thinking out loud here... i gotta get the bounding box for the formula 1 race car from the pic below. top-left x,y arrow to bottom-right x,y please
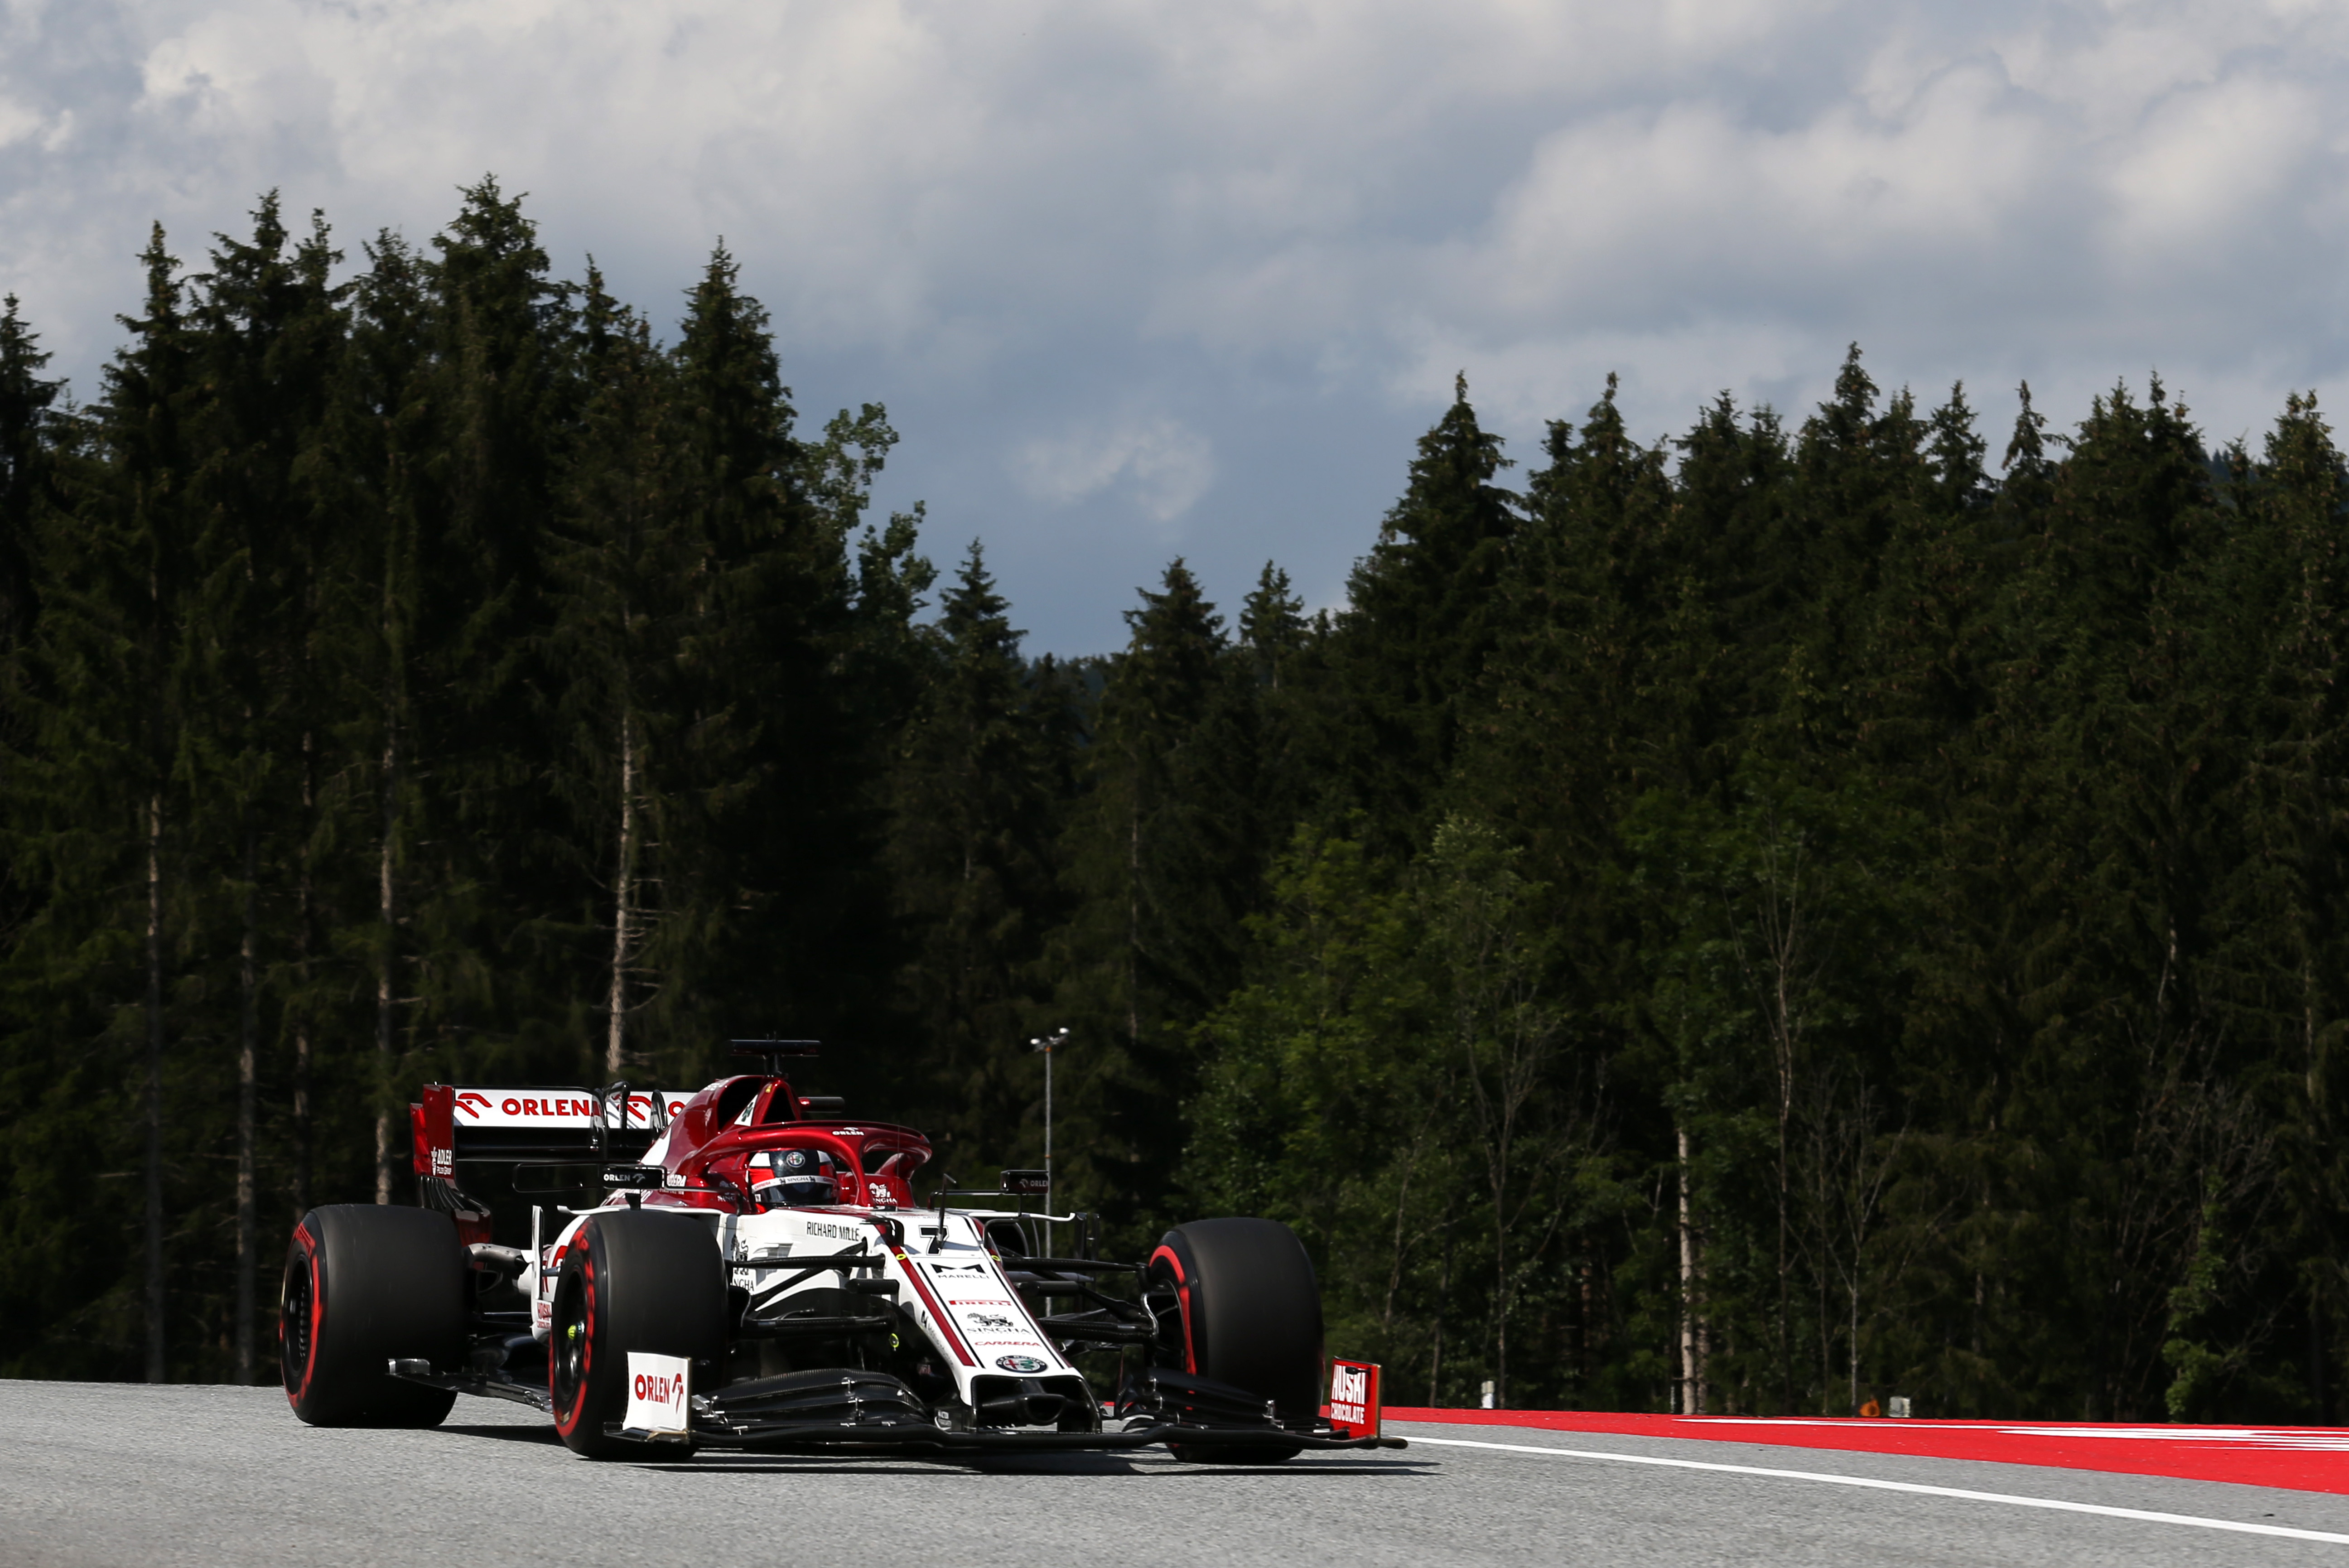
280,1042 -> 1399,1460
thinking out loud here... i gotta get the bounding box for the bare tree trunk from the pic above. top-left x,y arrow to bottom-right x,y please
1482,1028 -> 1515,1411
1382,1140 -> 1420,1330
1741,807 -> 1802,1415
1577,1262 -> 1592,1394
1777,1090 -> 1792,1411
1973,1263 -> 1984,1361
292,731 -> 313,1219
1817,1135 -> 1833,1411
374,512 -> 404,1204
374,718 -> 396,1205
144,791 -> 165,1384
235,828 -> 257,1384
1679,1121 -> 1704,1414
606,711 -> 636,1079
1126,800 -> 1140,1052
1698,1255 -> 1711,1405
1495,1237 -> 1509,1408
1492,1144 -> 1511,1408
1849,1267 -> 1862,1415
2305,961 -> 2337,1425
1428,1228 -> 1451,1405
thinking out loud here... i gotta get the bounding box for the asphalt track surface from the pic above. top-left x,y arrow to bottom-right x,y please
7,1383 -> 2349,1567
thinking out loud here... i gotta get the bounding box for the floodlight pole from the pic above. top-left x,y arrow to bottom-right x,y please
1030,1028 -> 1069,1253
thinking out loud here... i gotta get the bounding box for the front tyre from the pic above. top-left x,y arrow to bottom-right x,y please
281,1205 -> 464,1428
549,1209 -> 728,1458
1150,1217 -> 1324,1462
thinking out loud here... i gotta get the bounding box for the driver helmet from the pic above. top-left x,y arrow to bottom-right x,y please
752,1147 -> 839,1209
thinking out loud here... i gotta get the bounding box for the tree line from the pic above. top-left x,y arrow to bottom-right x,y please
1,183 -> 2343,1425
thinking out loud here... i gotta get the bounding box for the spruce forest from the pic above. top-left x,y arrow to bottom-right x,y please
5,182 -> 2347,1428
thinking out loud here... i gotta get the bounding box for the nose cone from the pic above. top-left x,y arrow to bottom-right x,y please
977,1380 -> 1067,1428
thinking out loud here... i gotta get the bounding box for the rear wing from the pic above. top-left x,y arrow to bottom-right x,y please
410,1083 -> 696,1175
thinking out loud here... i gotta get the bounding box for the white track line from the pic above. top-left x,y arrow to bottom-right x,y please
1406,1434 -> 2349,1546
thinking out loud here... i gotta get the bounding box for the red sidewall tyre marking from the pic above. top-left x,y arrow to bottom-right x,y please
1150,1243 -> 1196,1374
282,1226 -> 325,1412
554,1250 -> 597,1438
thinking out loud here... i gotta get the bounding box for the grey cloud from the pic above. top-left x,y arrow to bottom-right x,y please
2,0 -> 2344,649
1013,415 -> 1216,526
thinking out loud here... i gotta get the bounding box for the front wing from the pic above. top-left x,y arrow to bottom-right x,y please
389,1361 -> 1406,1455
662,1421 -> 1404,1455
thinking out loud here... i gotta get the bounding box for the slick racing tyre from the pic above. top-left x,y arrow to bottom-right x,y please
549,1208 -> 728,1458
281,1205 -> 465,1428
1150,1217 -> 1324,1463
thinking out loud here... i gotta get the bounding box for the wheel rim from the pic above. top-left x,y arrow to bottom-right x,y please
550,1259 -> 593,1430
280,1244 -> 315,1398
1143,1258 -> 1189,1371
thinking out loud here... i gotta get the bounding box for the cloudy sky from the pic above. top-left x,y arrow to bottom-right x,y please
4,0 -> 2344,651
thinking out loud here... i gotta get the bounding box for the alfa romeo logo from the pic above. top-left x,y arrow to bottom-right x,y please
994,1355 -> 1047,1373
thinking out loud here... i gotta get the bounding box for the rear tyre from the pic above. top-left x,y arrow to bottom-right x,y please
548,1209 -> 728,1458
1149,1217 -> 1323,1463
281,1205 -> 464,1428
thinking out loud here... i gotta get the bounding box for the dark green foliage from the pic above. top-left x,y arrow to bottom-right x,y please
0,294 -> 57,653
2,198 -> 2346,1426
1192,355 -> 2349,1424
885,544 -> 1070,1166
1326,376 -> 1520,853
1048,561 -> 1260,1235
0,193 -> 930,1381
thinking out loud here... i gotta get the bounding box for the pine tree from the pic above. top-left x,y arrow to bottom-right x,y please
1457,371 -> 1686,912
1326,376 -> 1520,851
17,197 -> 2349,1419
1051,561 -> 1246,1233
309,227 -> 431,1210
1230,562 -> 1315,873
1183,828 -> 1449,1392
8,227 -> 203,1378
544,273 -> 687,1083
0,294 -> 106,1376
178,194 -> 343,1378
378,177 -> 567,1160
661,246 -> 915,1090
1852,382 -> 1998,766
1980,378 -> 2230,1417
887,543 -> 1071,1159
0,295 -> 57,657
2199,395 -> 2349,1419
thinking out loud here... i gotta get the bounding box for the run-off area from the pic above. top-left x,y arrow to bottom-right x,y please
3,1383 -> 2347,1568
